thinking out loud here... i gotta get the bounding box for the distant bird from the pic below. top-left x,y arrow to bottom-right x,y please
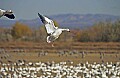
38,13 -> 70,46
0,9 -> 15,19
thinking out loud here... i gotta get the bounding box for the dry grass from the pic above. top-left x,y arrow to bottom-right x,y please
0,42 -> 120,64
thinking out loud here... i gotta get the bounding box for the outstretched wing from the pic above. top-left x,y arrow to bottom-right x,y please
0,9 -> 5,17
4,14 -> 15,19
38,13 -> 57,34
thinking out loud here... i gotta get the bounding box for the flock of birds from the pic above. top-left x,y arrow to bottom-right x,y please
1,9 -> 120,78
0,61 -> 120,78
0,9 -> 70,47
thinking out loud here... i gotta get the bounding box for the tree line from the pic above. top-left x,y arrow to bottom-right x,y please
76,20 -> 120,42
0,20 -> 120,42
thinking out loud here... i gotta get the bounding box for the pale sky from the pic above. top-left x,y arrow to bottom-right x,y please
0,0 -> 120,20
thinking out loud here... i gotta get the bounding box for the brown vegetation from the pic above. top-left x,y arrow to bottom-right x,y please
0,42 -> 120,64
0,20 -> 120,42
0,42 -> 120,54
0,19 -> 120,63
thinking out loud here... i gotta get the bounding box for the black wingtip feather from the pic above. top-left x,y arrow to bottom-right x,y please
4,14 -> 15,19
38,13 -> 46,24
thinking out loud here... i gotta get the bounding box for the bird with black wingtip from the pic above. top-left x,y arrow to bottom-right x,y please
38,13 -> 70,47
0,9 -> 15,19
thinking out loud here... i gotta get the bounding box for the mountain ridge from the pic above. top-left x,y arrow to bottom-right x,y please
0,14 -> 120,29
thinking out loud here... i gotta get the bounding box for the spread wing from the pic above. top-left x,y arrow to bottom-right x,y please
0,9 -> 15,19
38,13 -> 57,34
4,14 -> 15,19
0,9 -> 5,16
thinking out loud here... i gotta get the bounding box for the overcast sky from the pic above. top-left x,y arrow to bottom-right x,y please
0,0 -> 120,20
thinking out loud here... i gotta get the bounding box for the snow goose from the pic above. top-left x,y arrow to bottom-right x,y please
0,9 -> 15,19
38,13 -> 70,45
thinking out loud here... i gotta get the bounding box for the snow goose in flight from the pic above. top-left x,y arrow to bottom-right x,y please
0,9 -> 15,19
38,13 -> 70,45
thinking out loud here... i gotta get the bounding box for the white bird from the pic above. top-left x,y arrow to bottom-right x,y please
0,9 -> 15,19
38,13 -> 70,45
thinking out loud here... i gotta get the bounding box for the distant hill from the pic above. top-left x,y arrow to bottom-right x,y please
0,14 -> 120,29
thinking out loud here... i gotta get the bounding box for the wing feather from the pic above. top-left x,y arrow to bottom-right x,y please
4,14 -> 15,19
38,13 -> 57,34
45,23 -> 56,34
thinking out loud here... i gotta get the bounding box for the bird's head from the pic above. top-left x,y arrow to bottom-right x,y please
9,10 -> 12,12
6,10 -> 13,14
66,29 -> 70,32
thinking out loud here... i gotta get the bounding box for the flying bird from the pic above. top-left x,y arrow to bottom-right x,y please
0,9 -> 15,19
38,13 -> 70,46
